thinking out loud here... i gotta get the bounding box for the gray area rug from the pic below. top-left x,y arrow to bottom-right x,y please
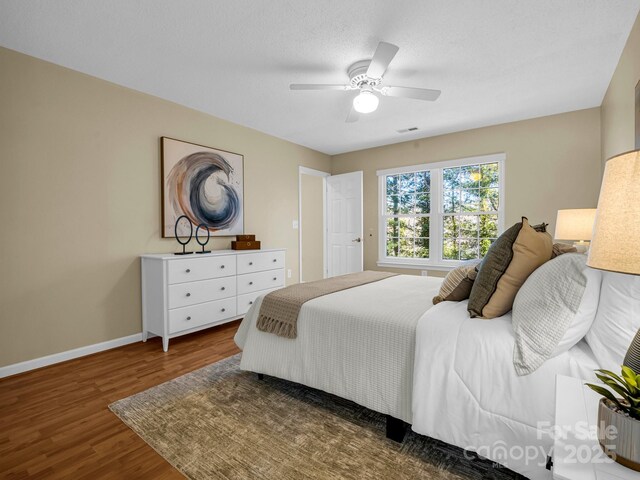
110,354 -> 525,479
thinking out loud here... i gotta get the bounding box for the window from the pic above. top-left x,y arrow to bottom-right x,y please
378,154 -> 504,269
384,171 -> 431,259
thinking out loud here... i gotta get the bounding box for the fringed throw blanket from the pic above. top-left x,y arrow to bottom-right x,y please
256,271 -> 397,339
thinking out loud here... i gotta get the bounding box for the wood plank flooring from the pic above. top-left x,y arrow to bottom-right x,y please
0,321 -> 241,479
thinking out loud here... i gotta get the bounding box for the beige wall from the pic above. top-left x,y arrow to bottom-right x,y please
331,108 -> 602,275
601,12 -> 640,164
0,47 -> 330,367
300,174 -> 325,282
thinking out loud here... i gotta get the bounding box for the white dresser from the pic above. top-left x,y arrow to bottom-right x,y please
141,248 -> 285,351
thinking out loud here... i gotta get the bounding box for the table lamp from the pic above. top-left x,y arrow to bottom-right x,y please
554,208 -> 597,253
587,149 -> 640,373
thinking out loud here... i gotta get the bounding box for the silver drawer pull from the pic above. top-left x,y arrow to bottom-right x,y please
186,316 -> 192,321
221,286 -> 226,291
249,301 -> 253,305
221,308 -> 226,312
186,269 -> 191,273
249,281 -> 253,285
186,293 -> 191,297
273,277 -> 277,281
249,262 -> 253,265
220,265 -> 225,269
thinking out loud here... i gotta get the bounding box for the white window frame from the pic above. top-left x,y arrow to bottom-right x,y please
377,153 -> 505,271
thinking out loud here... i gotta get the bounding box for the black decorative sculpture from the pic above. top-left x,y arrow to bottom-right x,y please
195,223 -> 211,254
174,215 -> 194,255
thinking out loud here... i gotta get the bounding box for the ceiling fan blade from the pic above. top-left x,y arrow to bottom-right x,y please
345,106 -> 360,123
366,42 -> 399,79
382,86 -> 441,101
289,84 -> 349,91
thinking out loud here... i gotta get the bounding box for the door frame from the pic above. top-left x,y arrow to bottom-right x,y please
298,166 -> 330,283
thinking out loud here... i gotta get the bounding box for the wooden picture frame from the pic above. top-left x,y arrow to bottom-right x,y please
161,137 -> 244,238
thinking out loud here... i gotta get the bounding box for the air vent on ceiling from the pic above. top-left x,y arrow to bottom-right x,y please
397,127 -> 419,133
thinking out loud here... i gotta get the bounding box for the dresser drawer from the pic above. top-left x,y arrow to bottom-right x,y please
167,255 -> 236,284
237,269 -> 285,295
168,276 -> 236,309
168,297 -> 237,334
237,288 -> 279,316
237,251 -> 285,274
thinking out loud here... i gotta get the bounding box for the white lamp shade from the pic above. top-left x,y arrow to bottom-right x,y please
353,91 -> 379,113
554,209 -> 596,241
588,150 -> 640,275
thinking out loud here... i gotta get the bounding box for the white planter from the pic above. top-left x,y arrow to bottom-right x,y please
597,398 -> 640,472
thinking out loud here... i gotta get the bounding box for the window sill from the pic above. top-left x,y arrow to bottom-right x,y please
376,261 -> 459,272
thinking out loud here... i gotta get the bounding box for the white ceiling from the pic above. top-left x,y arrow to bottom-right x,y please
0,1 -> 638,155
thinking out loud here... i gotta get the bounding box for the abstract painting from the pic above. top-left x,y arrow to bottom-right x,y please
162,137 -> 244,237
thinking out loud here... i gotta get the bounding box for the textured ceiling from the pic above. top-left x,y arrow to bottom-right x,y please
0,1 -> 638,155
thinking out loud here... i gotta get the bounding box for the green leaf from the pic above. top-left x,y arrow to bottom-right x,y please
585,383 -> 625,410
595,371 -> 628,388
597,369 -> 626,385
597,375 -> 632,400
622,366 -> 638,387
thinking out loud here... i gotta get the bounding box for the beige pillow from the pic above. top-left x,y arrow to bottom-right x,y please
481,218 -> 553,318
433,263 -> 479,304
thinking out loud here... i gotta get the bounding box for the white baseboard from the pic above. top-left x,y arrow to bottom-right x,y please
0,333 -> 143,379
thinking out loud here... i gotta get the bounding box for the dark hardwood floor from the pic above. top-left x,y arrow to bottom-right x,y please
0,321 -> 241,479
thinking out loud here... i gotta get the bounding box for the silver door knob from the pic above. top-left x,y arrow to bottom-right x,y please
352,237 -> 362,243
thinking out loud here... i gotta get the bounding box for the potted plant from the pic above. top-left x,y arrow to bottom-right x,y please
586,366 -> 640,471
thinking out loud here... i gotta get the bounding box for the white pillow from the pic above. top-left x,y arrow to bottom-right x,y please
586,271 -> 640,371
553,266 -> 602,356
512,254 -> 601,375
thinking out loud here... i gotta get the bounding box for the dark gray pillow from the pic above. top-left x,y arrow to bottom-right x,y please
467,221 -> 523,317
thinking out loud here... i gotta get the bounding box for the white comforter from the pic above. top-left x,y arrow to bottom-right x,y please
411,300 -> 599,480
235,275 -> 443,423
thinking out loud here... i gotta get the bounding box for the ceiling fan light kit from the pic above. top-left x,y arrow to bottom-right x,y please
289,41 -> 441,123
353,88 -> 379,113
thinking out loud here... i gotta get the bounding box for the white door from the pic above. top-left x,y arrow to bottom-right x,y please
326,171 -> 363,277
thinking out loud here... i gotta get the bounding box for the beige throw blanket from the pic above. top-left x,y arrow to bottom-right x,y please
256,271 -> 397,339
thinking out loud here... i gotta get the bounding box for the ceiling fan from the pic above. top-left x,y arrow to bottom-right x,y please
290,41 -> 441,123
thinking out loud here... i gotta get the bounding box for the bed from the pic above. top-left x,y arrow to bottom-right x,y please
411,299 -> 599,480
234,273 -> 601,480
234,274 -> 443,424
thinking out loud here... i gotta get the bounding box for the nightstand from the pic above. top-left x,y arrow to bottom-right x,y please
552,375 -> 638,480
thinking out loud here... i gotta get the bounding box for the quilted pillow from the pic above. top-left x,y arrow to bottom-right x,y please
512,253 -> 601,375
468,217 -> 553,319
432,262 -> 480,304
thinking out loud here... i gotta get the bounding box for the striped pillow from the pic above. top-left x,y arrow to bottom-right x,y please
433,263 -> 480,304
